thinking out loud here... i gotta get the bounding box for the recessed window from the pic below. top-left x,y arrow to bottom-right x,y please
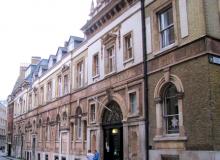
105,45 -> 115,74
40,86 -> 44,105
76,107 -> 82,139
158,6 -> 175,48
71,123 -> 74,141
46,118 -> 50,141
63,75 -> 69,94
92,53 -> 99,77
129,92 -> 137,114
47,81 -> 52,101
28,94 -> 32,111
124,32 -> 133,61
90,104 -> 96,122
57,76 -> 62,97
163,83 -> 179,134
76,61 -> 84,88
56,115 -> 60,141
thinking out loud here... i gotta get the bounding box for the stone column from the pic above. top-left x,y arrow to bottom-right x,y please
155,97 -> 162,137
123,122 -> 128,160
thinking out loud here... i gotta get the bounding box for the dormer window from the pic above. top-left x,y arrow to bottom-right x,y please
48,56 -> 56,69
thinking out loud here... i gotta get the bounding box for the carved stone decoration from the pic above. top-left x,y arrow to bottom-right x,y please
33,87 -> 38,93
102,101 -> 123,125
106,88 -> 113,102
102,33 -> 117,45
163,68 -> 170,82
62,64 -> 70,72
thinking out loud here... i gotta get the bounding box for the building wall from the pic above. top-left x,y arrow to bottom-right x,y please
0,103 -> 7,150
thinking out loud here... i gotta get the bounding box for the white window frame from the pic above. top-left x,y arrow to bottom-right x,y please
92,53 -> 100,78
89,103 -> 96,123
57,75 -> 62,97
123,31 -> 134,63
47,81 -> 52,101
128,89 -> 139,117
158,6 -> 175,49
63,74 -> 69,95
76,60 -> 84,88
105,44 -> 116,75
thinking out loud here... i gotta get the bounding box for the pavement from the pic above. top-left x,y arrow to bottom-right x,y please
0,151 -> 20,160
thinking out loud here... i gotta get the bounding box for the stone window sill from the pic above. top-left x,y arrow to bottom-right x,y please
154,42 -> 178,57
153,135 -> 187,142
123,58 -> 134,66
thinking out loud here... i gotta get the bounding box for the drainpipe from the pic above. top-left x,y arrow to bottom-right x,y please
140,0 -> 149,160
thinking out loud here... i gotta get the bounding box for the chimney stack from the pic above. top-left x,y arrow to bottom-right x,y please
19,64 -> 28,78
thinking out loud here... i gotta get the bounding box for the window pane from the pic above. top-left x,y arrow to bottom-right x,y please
159,7 -> 174,48
129,92 -> 137,113
164,83 -> 179,134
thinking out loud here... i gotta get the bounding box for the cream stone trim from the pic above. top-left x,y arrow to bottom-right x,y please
153,74 -> 186,141
127,88 -> 140,117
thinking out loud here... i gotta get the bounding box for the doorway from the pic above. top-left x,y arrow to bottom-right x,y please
102,101 -> 123,160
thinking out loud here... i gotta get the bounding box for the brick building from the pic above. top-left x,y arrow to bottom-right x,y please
0,101 -> 7,151
7,0 -> 220,160
145,0 -> 220,159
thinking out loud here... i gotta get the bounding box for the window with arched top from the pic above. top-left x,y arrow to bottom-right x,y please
76,107 -> 82,139
163,83 -> 179,134
154,74 -> 186,143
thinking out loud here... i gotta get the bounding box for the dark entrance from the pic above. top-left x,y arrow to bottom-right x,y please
102,101 -> 123,160
7,144 -> 11,156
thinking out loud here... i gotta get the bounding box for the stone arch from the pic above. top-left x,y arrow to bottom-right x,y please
97,93 -> 127,123
154,74 -> 184,99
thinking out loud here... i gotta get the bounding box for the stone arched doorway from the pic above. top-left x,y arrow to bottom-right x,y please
102,101 -> 123,160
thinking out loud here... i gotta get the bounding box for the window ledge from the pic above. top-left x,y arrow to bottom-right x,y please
92,74 -> 100,79
128,112 -> 139,118
105,71 -> 116,77
123,58 -> 134,65
153,135 -> 187,142
154,43 -> 178,56
90,121 -> 96,124
75,139 -> 82,143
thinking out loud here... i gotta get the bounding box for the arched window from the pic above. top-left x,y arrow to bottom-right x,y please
76,107 -> 82,139
154,74 -> 185,140
163,83 -> 179,134
56,115 -> 60,141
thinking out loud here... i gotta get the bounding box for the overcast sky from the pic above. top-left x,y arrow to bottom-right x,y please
0,0 -> 91,100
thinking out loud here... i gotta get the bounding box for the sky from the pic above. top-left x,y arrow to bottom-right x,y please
0,0 -> 91,100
